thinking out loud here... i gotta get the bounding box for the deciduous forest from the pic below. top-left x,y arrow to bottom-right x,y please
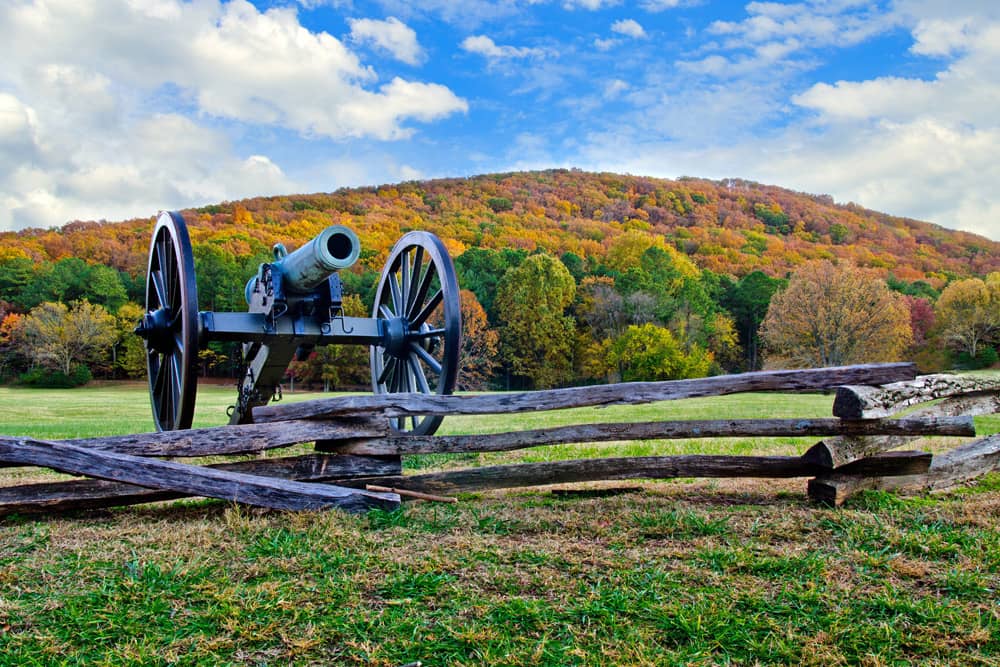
1,169 -> 998,389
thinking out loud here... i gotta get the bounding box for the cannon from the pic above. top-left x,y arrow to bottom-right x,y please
134,211 -> 461,435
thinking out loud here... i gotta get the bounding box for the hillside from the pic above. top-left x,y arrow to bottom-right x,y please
2,170 -> 998,285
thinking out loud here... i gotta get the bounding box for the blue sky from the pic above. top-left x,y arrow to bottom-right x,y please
1,0 -> 998,241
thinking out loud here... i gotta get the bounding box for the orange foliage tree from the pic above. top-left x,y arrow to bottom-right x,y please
458,290 -> 499,390
761,261 -> 912,368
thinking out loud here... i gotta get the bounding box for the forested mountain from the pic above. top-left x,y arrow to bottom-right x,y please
2,169 -> 998,283
2,170 -> 998,388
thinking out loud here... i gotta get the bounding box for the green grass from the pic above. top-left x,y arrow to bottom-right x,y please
1,382 -> 999,665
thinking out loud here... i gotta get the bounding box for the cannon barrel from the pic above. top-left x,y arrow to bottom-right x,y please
277,225 -> 361,292
273,225 -> 362,293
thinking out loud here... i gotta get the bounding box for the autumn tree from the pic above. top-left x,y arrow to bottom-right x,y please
114,302 -> 148,378
934,273 -> 1000,362
0,309 -> 24,380
573,276 -> 626,382
458,289 -> 499,390
903,295 -> 935,349
576,276 -> 627,340
16,301 -> 117,376
761,261 -> 912,368
495,253 -> 576,389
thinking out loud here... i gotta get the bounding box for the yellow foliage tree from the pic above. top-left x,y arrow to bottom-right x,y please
934,273 -> 1000,359
17,300 -> 117,375
604,230 -> 698,278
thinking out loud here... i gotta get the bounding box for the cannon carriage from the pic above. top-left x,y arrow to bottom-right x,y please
134,211 -> 461,434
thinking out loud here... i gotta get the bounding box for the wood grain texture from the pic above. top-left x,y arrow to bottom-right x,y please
0,454 -> 402,515
808,434 -> 1000,505
0,438 -> 399,513
833,374 -> 1000,419
329,416 -> 974,456
0,417 -> 385,463
335,451 -> 933,496
831,450 -> 931,476
256,363 -> 917,422
804,393 -> 996,469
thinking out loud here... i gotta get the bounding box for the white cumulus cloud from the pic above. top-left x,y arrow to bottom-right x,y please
611,19 -> 647,39
571,2 -> 1000,240
461,35 -> 546,59
563,0 -> 620,9
0,0 -> 467,230
348,16 -> 425,65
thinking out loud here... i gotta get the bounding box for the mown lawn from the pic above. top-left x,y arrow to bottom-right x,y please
0,382 -> 998,665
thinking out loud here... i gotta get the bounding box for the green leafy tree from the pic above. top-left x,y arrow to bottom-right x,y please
0,257 -> 36,308
559,251 -> 585,283
455,247 -> 527,324
761,261 -> 912,367
87,264 -> 128,313
17,300 -> 117,376
495,253 -> 576,389
721,271 -> 786,370
194,244 -> 246,312
608,323 -> 713,381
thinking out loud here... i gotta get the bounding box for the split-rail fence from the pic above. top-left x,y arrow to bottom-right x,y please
1,363 -> 997,515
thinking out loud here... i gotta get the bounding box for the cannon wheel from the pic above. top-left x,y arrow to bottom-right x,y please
138,211 -> 200,431
371,231 -> 461,435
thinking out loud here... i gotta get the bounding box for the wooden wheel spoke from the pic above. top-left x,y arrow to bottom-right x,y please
377,355 -> 397,386
410,342 -> 442,375
170,353 -> 182,418
404,357 -> 417,394
407,263 -> 437,321
412,289 -> 443,326
159,235 -> 175,305
388,270 -> 403,316
413,327 -> 446,339
379,304 -> 395,321
150,271 -> 168,310
158,353 -> 173,423
407,246 -> 424,311
173,332 -> 184,354
409,353 -> 431,393
152,354 -> 167,396
401,251 -> 410,316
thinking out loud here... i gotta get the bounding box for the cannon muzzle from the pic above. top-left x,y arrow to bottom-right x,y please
273,225 -> 361,293
245,225 -> 361,305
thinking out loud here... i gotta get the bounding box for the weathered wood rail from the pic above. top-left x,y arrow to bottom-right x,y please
0,363 -> 997,515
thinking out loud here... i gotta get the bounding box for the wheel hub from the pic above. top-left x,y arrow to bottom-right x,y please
134,307 -> 174,354
383,316 -> 411,359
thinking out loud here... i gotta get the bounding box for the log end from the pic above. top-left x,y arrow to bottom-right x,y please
832,386 -> 870,419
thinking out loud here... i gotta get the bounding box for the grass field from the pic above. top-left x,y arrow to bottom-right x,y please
1,382 -> 999,665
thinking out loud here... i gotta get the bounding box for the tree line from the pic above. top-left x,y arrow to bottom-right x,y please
1,229 -> 997,390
